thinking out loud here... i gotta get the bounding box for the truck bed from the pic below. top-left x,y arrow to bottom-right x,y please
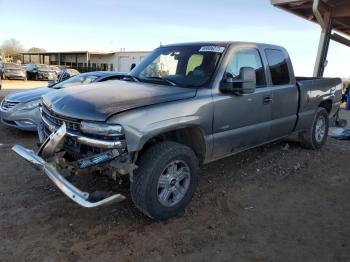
294,76 -> 342,132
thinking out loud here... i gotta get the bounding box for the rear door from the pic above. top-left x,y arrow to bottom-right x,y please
264,49 -> 298,139
212,47 -> 273,159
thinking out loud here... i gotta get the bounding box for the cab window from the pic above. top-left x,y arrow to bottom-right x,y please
265,49 -> 290,85
226,48 -> 266,87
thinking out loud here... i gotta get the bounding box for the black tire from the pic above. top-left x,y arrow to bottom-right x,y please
131,141 -> 199,220
299,107 -> 329,150
337,119 -> 347,128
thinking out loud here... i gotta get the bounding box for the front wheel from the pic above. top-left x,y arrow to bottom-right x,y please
131,141 -> 199,220
299,107 -> 329,150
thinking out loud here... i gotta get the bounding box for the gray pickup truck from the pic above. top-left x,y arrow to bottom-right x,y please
13,42 -> 342,220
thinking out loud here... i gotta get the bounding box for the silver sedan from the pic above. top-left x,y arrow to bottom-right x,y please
0,71 -> 126,131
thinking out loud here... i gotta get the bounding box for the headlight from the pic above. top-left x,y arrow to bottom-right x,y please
80,121 -> 124,137
15,99 -> 41,111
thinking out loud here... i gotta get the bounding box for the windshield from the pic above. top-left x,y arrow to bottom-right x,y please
4,63 -> 21,69
130,45 -> 224,87
52,74 -> 99,89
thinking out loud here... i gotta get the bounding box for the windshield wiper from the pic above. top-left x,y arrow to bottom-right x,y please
145,77 -> 176,86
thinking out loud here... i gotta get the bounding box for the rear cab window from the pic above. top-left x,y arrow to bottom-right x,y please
264,49 -> 290,85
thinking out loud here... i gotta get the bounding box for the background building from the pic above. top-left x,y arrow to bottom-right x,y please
21,50 -> 150,72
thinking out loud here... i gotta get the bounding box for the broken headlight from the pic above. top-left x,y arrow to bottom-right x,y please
15,99 -> 41,111
80,121 -> 124,137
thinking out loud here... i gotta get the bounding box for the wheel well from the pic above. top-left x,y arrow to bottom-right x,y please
319,99 -> 332,114
139,127 -> 206,163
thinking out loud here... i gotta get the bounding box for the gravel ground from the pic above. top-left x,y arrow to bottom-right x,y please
0,111 -> 349,262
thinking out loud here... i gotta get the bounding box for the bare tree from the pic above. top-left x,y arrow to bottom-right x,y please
27,47 -> 46,53
0,38 -> 24,57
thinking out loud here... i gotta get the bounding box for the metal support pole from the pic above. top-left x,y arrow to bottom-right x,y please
313,11 -> 332,77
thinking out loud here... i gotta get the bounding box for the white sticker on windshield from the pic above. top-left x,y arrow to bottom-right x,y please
199,46 -> 225,53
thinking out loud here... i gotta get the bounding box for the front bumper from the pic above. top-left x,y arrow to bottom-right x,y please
12,123 -> 126,208
0,106 -> 40,131
5,73 -> 26,80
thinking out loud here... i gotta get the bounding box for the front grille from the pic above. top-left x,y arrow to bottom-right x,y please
41,105 -> 80,131
1,100 -> 20,111
39,104 -> 126,160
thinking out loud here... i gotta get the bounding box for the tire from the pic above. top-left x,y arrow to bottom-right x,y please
299,107 -> 329,150
131,141 -> 199,220
337,119 -> 347,128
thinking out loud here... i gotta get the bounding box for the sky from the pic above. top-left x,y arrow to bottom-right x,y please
0,0 -> 349,77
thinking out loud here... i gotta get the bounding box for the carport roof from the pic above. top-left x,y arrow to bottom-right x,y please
272,0 -> 350,37
21,51 -> 116,55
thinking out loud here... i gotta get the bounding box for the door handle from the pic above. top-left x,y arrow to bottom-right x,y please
263,96 -> 273,104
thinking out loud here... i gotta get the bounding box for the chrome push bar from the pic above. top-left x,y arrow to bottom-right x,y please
12,123 -> 126,208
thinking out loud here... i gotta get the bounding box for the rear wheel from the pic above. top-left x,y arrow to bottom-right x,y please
130,141 -> 199,220
299,107 -> 329,150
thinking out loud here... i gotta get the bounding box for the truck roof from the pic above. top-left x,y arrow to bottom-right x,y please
161,41 -> 285,50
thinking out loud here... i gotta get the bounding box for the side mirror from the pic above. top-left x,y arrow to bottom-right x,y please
130,63 -> 136,71
220,67 -> 256,95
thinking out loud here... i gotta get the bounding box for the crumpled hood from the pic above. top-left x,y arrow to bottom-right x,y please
42,81 -> 197,122
6,86 -> 51,103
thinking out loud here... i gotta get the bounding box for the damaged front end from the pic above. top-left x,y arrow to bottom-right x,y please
12,106 -> 132,208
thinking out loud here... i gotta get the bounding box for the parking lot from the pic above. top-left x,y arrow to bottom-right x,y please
1,108 -> 349,261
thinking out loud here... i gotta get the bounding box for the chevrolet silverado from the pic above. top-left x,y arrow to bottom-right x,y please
12,42 -> 342,220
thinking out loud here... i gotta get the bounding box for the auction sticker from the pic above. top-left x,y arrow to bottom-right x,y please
199,46 -> 225,53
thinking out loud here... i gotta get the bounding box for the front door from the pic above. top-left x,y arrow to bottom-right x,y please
212,47 -> 273,159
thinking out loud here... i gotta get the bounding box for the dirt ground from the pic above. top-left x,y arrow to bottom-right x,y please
0,80 -> 48,99
0,111 -> 350,262
1,80 -> 48,90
